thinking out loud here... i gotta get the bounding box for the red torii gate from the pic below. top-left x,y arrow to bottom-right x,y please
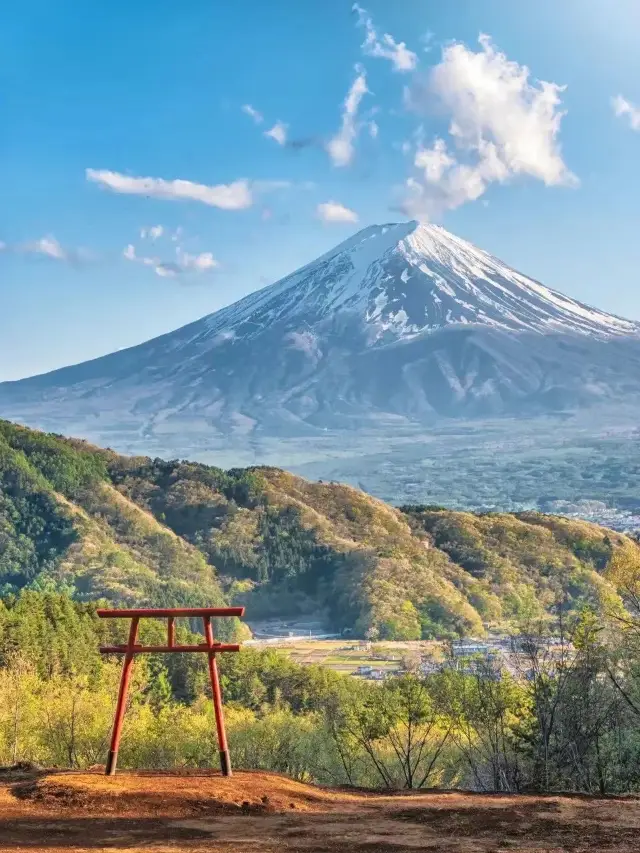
98,606 -> 245,777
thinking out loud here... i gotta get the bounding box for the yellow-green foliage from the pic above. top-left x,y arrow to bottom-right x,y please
1,420 -> 638,639
0,422 -> 227,610
0,658 -> 441,787
259,471 -> 484,638
405,507 -> 633,629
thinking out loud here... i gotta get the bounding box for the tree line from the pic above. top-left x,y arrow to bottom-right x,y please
3,572 -> 640,794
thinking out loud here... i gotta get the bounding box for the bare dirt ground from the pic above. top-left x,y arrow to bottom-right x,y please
2,767 -> 640,852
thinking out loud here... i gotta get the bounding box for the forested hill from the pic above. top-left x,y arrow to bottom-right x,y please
0,419 -> 637,639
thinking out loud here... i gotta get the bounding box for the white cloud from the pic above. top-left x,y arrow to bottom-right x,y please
123,244 -> 158,269
353,4 -> 417,73
87,169 -> 294,209
368,120 -> 379,139
612,94 -> 640,131
420,31 -> 434,53
414,138 -> 455,183
242,103 -> 264,124
326,67 -> 369,167
264,120 -> 288,145
431,35 -> 575,186
176,249 -> 219,272
123,241 -> 218,277
244,105 -> 290,147
401,34 -> 576,218
316,201 -> 359,224
3,235 -> 92,264
140,224 -> 164,241
154,262 -> 182,278
23,235 -> 68,260
86,169 -> 253,210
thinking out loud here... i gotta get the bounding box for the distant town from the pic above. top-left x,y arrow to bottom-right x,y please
244,619 -> 567,682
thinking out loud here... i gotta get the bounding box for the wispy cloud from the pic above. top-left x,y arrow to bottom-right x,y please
264,120 -> 288,146
420,31 -> 434,53
153,261 -> 183,278
401,34 -> 576,219
176,248 -> 218,272
86,169 -> 253,210
123,242 -> 219,278
353,4 -> 417,73
244,104 -> 292,148
140,224 -> 164,241
10,235 -> 93,264
317,201 -> 359,223
327,67 -> 369,167
612,94 -> 640,131
123,244 -> 139,262
87,169 -> 296,209
23,235 -> 68,260
241,103 -> 263,124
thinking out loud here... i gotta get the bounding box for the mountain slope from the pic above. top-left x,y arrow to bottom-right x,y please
1,420 -> 637,639
0,420 -> 228,613
1,221 -> 639,453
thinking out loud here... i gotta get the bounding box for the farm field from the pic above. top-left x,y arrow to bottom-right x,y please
248,639 -> 442,674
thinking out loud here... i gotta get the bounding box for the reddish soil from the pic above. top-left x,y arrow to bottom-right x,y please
1,768 -> 640,852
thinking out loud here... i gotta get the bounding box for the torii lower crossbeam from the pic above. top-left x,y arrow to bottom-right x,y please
98,607 -> 245,777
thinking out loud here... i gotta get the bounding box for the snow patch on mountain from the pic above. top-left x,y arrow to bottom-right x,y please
189,220 -> 639,350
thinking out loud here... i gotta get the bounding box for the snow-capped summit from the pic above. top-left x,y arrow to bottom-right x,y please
181,219 -> 637,353
1,221 -> 640,453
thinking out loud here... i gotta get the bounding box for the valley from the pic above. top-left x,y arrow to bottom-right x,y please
288,406 -> 640,530
249,637 -> 423,676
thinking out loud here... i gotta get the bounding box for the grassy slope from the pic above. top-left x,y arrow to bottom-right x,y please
0,420 -> 636,638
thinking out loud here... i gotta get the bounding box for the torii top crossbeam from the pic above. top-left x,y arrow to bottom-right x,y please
98,606 -> 245,777
98,607 -> 245,618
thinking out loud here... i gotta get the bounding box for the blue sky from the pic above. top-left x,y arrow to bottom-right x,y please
3,0 -> 640,381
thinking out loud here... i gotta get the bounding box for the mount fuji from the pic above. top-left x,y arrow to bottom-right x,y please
2,220 -> 640,457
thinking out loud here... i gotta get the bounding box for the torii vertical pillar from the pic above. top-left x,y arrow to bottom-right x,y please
98,606 -> 245,776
